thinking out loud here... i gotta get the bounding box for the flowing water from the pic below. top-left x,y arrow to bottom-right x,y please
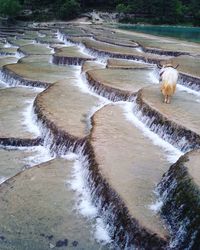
0,23 -> 200,249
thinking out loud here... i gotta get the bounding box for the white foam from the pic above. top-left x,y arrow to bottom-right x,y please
22,99 -> 41,137
64,151 -> 112,245
47,44 -> 55,54
135,47 -> 143,53
177,84 -> 200,98
86,102 -> 110,132
94,218 -> 112,245
73,67 -> 109,102
149,69 -> 159,84
149,200 -> 163,212
37,31 -> 46,37
56,31 -> 74,47
69,156 -> 97,217
4,42 -> 16,48
0,176 -> 7,184
0,73 -> 8,87
123,102 -> 183,163
23,145 -> 53,167
57,31 -> 107,65
0,144 -> 53,168
15,51 -> 25,59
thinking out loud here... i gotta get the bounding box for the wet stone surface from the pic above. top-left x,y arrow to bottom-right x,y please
91,104 -> 169,240
140,85 -> 200,136
113,29 -> 200,55
8,38 -> 35,47
35,78 -> 99,138
0,87 -> 39,139
0,159 -> 109,250
171,55 -> 200,78
0,56 -> 18,68
4,60 -> 75,85
107,58 -> 155,69
82,60 -> 105,72
53,46 -> 94,65
87,68 -> 157,93
19,44 -> 52,55
69,36 -> 172,62
0,22 -> 200,250
0,47 -> 18,55
0,146 -> 49,181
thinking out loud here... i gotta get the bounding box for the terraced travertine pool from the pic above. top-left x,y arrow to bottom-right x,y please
0,23 -> 200,249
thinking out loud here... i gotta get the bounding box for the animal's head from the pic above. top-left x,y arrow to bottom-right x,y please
158,63 -> 179,70
158,63 -> 179,79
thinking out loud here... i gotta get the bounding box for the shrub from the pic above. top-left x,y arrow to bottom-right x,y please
57,0 -> 80,20
0,0 -> 21,18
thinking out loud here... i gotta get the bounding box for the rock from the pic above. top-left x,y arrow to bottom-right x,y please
55,239 -> 68,247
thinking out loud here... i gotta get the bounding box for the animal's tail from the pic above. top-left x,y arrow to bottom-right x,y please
161,82 -> 176,96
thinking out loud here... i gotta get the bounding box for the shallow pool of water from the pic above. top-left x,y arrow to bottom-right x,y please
119,25 -> 200,43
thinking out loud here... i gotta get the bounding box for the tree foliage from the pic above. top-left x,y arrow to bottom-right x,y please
0,0 -> 21,17
114,0 -> 200,25
57,0 -> 81,20
0,0 -> 200,25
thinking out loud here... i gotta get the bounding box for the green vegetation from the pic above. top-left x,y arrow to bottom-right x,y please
57,0 -> 81,20
0,0 -> 21,18
0,0 -> 199,25
115,0 -> 200,26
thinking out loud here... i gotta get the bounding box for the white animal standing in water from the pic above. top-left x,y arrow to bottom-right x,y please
159,64 -> 179,104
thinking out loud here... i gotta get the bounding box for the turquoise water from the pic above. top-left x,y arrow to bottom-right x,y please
119,25 -> 200,43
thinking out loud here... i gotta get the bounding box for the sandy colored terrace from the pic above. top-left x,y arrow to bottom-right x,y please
0,56 -> 18,68
113,28 -> 200,54
86,67 -> 157,93
68,36 -> 172,62
0,22 -> 200,249
90,104 -> 169,240
107,58 -> 154,69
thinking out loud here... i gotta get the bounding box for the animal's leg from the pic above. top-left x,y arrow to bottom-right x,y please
164,95 -> 167,103
167,96 -> 171,104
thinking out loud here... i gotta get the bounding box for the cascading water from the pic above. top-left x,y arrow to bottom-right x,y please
1,24 -> 200,249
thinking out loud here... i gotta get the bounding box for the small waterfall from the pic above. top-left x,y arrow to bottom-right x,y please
22,99 -> 42,137
85,72 -> 135,102
135,92 -> 200,152
179,73 -> 200,92
64,151 -> 112,246
56,31 -> 74,47
0,67 -> 49,88
3,42 -> 12,48
157,154 -> 200,249
143,47 -> 186,56
37,31 -> 46,37
123,101 -> 183,163
52,55 -> 94,66
68,143 -> 167,249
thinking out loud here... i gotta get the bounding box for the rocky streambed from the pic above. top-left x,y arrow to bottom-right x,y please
0,22 -> 200,249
